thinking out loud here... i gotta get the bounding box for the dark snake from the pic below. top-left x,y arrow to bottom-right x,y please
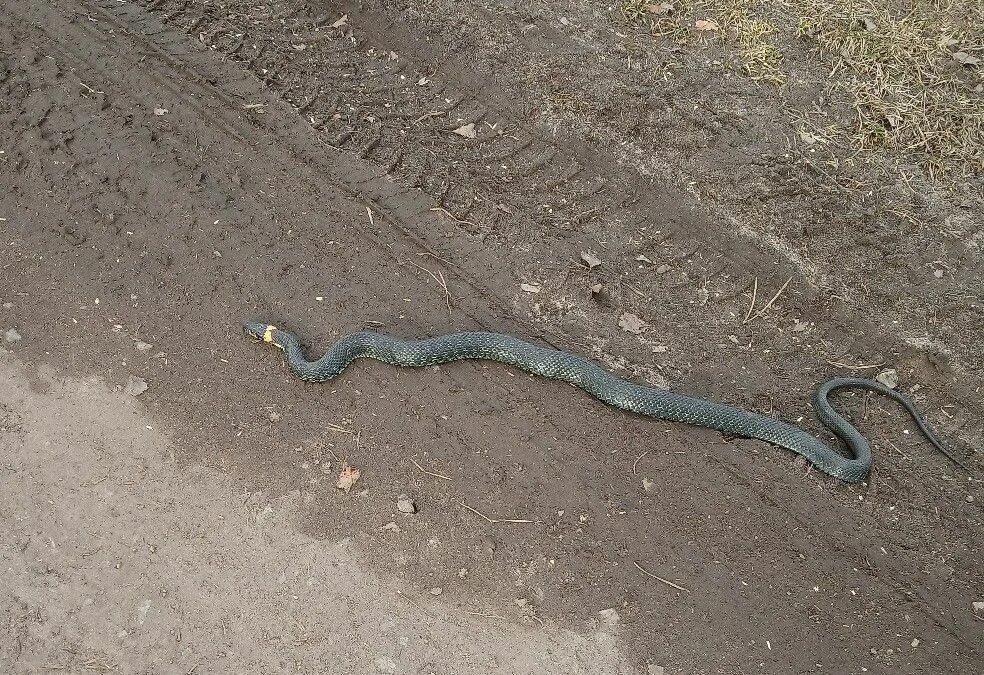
245,322 -> 966,483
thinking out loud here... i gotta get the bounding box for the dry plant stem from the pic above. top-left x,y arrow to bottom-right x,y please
410,457 -> 452,481
633,561 -> 689,592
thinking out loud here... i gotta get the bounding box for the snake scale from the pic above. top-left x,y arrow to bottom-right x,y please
245,322 -> 965,483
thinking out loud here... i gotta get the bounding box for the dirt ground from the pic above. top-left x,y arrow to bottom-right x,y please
1,0 -> 982,673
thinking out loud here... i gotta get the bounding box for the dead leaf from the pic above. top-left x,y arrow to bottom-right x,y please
520,283 -> 542,294
336,463 -> 361,493
952,51 -> 980,67
798,129 -> 819,145
580,251 -> 602,268
618,312 -> 647,334
694,19 -> 720,32
153,108 -> 168,116
590,283 -> 603,294
331,14 -> 348,28
645,2 -> 674,14
655,264 -> 671,274
792,320 -> 809,332
452,123 -> 477,139
860,16 -> 877,32
652,345 -> 668,353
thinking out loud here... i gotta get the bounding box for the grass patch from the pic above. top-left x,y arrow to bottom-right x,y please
616,0 -> 984,177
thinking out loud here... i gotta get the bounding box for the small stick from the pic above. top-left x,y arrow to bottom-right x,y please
743,277 -> 758,323
633,561 -> 689,592
410,457 -> 452,481
406,259 -> 453,316
632,449 -> 651,475
366,207 -> 375,227
746,276 -> 792,323
460,501 -> 533,524
325,422 -> 353,434
826,360 -> 883,370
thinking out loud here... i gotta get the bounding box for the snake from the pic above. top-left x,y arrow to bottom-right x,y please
244,322 -> 966,483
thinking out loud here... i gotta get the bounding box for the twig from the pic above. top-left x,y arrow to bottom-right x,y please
325,422 -> 353,434
826,360 -> 883,370
460,501 -> 533,524
744,276 -> 792,324
743,277 -> 758,323
407,259 -> 453,316
410,457 -> 452,481
632,449 -> 651,475
633,561 -> 689,592
366,207 -> 375,227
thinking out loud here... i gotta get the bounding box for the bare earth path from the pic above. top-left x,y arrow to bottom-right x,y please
1,0 -> 981,673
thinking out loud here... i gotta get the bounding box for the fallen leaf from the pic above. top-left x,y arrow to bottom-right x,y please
580,251 -> 602,268
798,129 -> 819,145
331,14 -> 348,28
644,2 -> 674,15
452,123 -> 477,139
336,463 -> 361,493
952,51 -> 980,67
520,283 -> 542,293
590,283 -> 603,294
694,19 -> 720,32
655,264 -> 671,274
792,320 -> 809,332
860,16 -> 877,32
652,345 -> 668,353
618,312 -> 647,334
124,375 -> 148,397
153,108 -> 168,116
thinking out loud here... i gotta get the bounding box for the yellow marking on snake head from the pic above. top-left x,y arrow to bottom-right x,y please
263,325 -> 278,344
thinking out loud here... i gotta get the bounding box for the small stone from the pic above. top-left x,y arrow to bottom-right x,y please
429,587 -> 443,596
514,598 -> 529,608
974,601 -> 984,613
655,264 -> 671,275
373,656 -> 397,674
124,375 -> 148,396
642,478 -> 656,492
2,302 -> 12,309
397,495 -> 417,514
911,638 -> 919,647
966,495 -> 975,503
381,521 -> 401,533
4,328 -> 21,343
648,666 -> 666,675
875,368 -> 898,389
458,568 -> 468,578
598,608 -> 620,625
268,411 -> 282,422
134,341 -> 153,352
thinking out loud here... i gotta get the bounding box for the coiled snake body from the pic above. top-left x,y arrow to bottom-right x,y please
245,322 -> 964,483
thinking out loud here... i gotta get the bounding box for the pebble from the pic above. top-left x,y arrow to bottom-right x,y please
268,411 -> 282,422
911,638 -> 919,647
642,478 -> 656,492
875,368 -> 898,389
429,587 -> 443,596
381,521 -> 401,533
134,340 -> 153,352
397,495 -> 417,514
124,375 -> 148,396
4,328 -> 21,343
966,495 -> 975,503
2,302 -> 12,309
373,656 -> 397,674
598,608 -> 620,625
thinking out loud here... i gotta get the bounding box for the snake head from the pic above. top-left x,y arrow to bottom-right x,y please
244,322 -> 278,344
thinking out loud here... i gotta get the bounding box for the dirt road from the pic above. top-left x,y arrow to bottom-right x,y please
1,0 -> 981,673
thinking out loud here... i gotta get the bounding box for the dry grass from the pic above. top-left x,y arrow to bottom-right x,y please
618,0 -> 984,177
789,0 -> 984,178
